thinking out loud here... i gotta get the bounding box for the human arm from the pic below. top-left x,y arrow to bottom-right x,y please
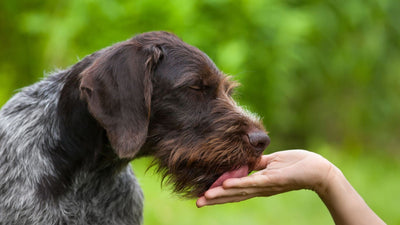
196,150 -> 386,225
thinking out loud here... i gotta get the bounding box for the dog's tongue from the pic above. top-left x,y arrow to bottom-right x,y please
209,165 -> 249,190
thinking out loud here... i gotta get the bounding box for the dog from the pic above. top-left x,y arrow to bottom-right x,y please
0,31 -> 270,225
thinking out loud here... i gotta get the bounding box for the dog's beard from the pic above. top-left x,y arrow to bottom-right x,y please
150,136 -> 261,198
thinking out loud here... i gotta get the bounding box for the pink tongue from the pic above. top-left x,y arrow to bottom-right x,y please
209,165 -> 249,190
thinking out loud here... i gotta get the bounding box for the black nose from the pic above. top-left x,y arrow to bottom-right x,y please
247,131 -> 270,153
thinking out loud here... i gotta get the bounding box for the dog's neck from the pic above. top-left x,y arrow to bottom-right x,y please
37,57 -> 131,200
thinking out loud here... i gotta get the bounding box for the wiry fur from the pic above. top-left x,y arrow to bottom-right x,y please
0,64 -> 143,225
0,31 -> 269,224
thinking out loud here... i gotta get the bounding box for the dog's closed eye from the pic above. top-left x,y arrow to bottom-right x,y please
188,80 -> 210,92
189,84 -> 208,91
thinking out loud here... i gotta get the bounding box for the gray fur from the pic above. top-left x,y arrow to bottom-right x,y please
0,72 -> 143,225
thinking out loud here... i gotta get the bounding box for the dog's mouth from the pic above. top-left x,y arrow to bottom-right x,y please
198,165 -> 250,197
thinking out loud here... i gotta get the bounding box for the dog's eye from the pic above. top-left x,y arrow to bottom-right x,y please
189,85 -> 203,91
189,84 -> 209,91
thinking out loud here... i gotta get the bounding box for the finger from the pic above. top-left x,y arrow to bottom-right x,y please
197,193 -> 258,207
254,153 -> 278,170
198,188 -> 284,207
204,186 -> 254,199
204,185 -> 281,200
222,174 -> 272,188
202,186 -> 227,199
196,196 -> 207,208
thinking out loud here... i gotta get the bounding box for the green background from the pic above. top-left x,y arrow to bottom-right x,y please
1,0 -> 399,224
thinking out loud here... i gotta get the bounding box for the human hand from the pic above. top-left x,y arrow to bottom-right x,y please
196,150 -> 334,207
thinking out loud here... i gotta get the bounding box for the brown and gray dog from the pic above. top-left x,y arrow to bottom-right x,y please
0,31 -> 269,224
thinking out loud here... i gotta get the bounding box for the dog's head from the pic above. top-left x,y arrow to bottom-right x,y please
80,31 -> 270,197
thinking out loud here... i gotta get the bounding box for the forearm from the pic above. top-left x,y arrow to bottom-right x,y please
317,166 -> 386,225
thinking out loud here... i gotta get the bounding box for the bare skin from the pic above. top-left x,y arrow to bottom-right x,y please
196,150 -> 386,225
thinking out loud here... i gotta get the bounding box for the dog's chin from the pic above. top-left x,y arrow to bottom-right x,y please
153,152 -> 263,198
158,169 -> 243,199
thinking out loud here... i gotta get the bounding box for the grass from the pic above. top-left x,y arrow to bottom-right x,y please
131,146 -> 400,225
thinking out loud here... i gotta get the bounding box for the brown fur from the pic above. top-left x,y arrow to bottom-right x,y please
78,31 -> 269,197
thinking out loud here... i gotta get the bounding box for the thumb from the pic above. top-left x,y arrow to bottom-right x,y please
254,153 -> 276,171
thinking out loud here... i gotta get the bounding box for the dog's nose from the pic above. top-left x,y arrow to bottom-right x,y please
247,131 -> 270,153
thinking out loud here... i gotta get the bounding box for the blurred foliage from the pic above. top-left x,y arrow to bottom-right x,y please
1,0 -> 400,155
1,0 -> 400,156
1,0 -> 399,224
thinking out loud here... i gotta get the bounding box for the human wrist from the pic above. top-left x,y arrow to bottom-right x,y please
312,159 -> 343,197
311,159 -> 386,225
314,161 -> 346,203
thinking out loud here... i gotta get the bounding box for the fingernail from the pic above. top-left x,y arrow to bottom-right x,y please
196,198 -> 205,208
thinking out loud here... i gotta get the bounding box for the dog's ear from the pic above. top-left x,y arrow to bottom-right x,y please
80,43 -> 163,158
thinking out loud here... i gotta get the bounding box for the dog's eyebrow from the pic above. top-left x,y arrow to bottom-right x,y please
173,72 -> 203,88
220,76 -> 239,95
